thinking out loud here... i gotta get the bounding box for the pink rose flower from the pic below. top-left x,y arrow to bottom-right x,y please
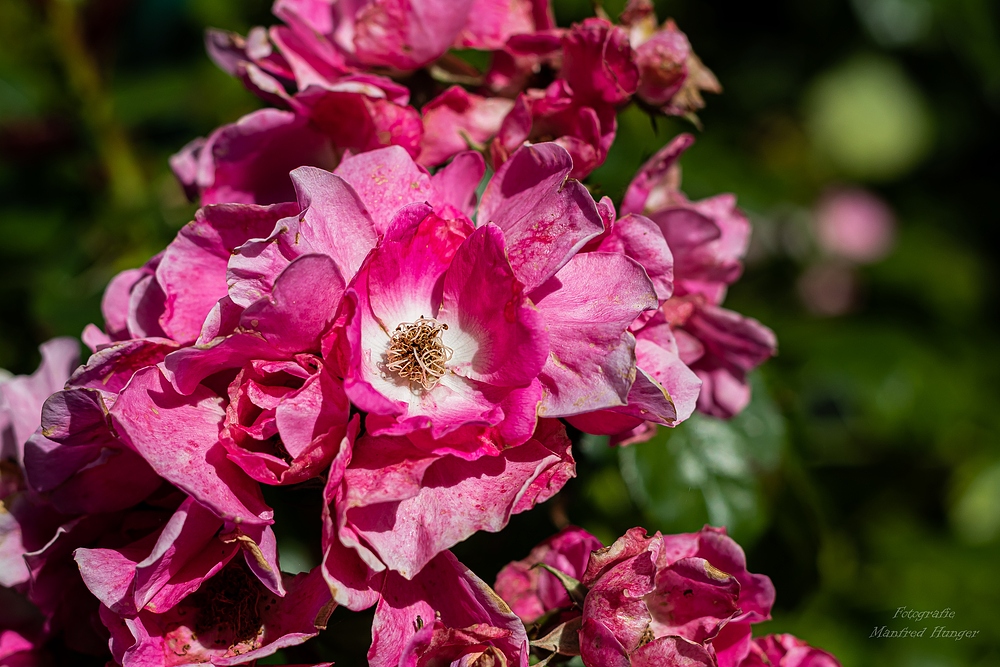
494,526 -> 602,623
578,526 -> 775,667
322,419 -> 575,601
618,134 -> 777,422
368,550 -> 529,667
813,187 -> 896,264
620,0 -> 721,116
736,634 -> 842,667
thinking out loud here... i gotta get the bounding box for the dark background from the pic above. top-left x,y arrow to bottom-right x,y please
1,0 -> 998,665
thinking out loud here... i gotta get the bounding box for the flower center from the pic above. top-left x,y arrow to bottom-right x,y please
385,316 -> 453,391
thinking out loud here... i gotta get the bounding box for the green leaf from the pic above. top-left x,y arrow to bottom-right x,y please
618,373 -> 785,542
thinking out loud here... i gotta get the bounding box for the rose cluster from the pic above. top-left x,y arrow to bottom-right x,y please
493,526 -> 840,667
0,0 -> 824,665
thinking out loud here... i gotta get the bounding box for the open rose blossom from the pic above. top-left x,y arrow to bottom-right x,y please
74,496 -> 333,667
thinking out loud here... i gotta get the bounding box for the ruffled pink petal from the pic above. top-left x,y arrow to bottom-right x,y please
289,165 -> 379,280
110,366 -> 271,526
25,388 -> 161,515
578,617 -> 630,667
320,417 -> 384,610
333,145 -> 435,235
342,419 -> 573,579
369,550 -> 528,667
454,0 -> 542,49
0,337 -> 79,462
429,151 -> 486,221
596,213 -> 674,301
156,203 -> 298,343
479,142 -> 605,291
170,108 -> 339,206
630,636 -> 716,667
531,253 -> 656,417
439,224 -> 548,387
561,18 -> 639,105
101,263 -> 156,341
418,87 -> 513,166
351,0 -> 476,70
683,305 -> 777,419
495,525 -> 602,623
620,133 -> 694,216
66,338 -> 178,396
301,86 -> 424,160
126,274 -> 168,340
239,253 -> 345,354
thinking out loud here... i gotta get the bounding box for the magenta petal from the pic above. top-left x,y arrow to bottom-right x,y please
0,337 -> 79,462
578,617 -> 630,667
26,388 -> 161,515
561,19 -> 639,105
418,87 -> 513,166
440,224 -> 548,387
333,146 -> 435,235
597,213 -> 675,301
532,253 -> 657,417
631,636 -> 717,667
161,333 -> 286,395
239,253 -> 345,354
101,267 -> 150,340
646,557 -> 741,642
74,546 -> 143,616
479,142 -> 605,291
289,166 -> 379,280
621,133 -> 695,216
126,274 -> 168,340
455,0 -> 542,49
495,525 -> 603,623
110,366 -> 271,525
684,305 -> 777,419
369,550 -> 528,667
275,367 -> 350,458
429,150 -> 486,220
66,338 -> 178,395
320,417 -> 384,611
156,203 -> 297,343
171,108 -> 339,206
685,526 -> 775,621
352,0 -> 475,70
133,499 -> 237,614
344,419 -> 574,578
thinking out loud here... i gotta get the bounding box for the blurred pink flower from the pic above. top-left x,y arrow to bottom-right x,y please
814,187 -> 896,264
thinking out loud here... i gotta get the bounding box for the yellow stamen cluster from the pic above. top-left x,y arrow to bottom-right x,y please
385,317 -> 453,391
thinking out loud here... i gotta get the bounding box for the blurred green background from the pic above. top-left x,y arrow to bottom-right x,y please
1,0 -> 998,665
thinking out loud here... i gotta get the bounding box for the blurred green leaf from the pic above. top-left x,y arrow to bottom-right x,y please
619,374 -> 785,542
951,460 -> 1000,545
805,55 -> 933,180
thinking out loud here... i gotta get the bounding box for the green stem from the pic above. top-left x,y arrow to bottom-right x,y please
47,0 -> 145,208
